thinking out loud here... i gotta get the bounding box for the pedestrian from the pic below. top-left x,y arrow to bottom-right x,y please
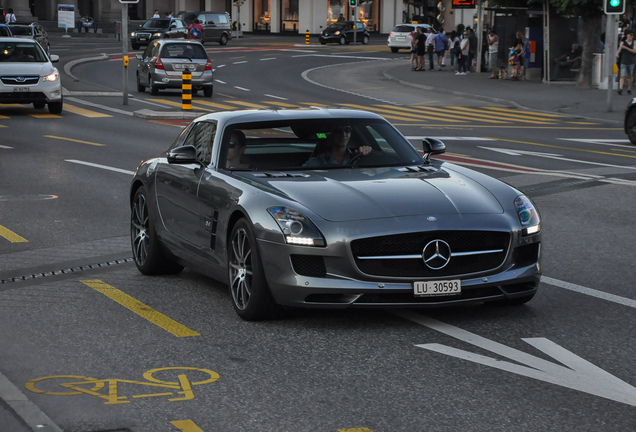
466,28 -> 478,73
425,27 -> 436,70
434,27 -> 448,71
487,29 -> 499,79
188,19 -> 204,41
456,30 -> 469,75
5,8 -> 16,24
409,31 -> 418,71
510,32 -> 525,80
415,26 -> 427,71
448,30 -> 459,68
552,43 -> 582,80
152,10 -> 160,18
617,30 -> 636,95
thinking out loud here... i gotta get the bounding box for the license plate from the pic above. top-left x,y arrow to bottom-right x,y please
13,87 -> 29,93
414,280 -> 461,297
139,36 -> 147,40
397,36 -> 405,40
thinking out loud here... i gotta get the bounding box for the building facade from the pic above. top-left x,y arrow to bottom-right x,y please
2,0 -> 479,35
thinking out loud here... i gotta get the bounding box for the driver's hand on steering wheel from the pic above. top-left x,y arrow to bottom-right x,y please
355,146 -> 372,156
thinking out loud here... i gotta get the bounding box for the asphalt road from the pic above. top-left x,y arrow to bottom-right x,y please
1,34 -> 634,432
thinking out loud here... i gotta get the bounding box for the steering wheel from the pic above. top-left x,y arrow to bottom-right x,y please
348,153 -> 364,166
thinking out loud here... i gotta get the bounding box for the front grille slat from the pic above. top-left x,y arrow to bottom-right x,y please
1,76 -> 40,85
351,231 -> 510,278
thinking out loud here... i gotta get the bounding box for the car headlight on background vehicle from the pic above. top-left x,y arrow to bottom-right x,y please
268,206 -> 325,246
515,195 -> 540,236
42,71 -> 59,82
153,32 -> 162,38
130,31 -> 136,37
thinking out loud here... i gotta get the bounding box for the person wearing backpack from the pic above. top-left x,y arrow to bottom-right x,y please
188,19 -> 204,41
434,27 -> 448,71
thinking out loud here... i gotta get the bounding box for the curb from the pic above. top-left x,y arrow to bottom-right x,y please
0,371 -> 63,432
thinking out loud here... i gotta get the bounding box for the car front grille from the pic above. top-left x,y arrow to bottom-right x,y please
351,231 -> 510,278
1,76 -> 40,85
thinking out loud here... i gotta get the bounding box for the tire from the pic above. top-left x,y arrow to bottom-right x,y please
136,74 -> 145,92
131,43 -> 140,50
203,86 -> 213,97
362,35 -> 369,45
220,34 -> 228,46
390,47 -> 399,53
149,77 -> 159,95
48,100 -> 63,114
339,36 -> 346,45
228,219 -> 281,321
626,108 -> 636,145
33,101 -> 45,109
131,186 -> 183,275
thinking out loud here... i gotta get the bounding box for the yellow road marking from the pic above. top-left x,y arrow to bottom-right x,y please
0,225 -> 28,243
63,104 -> 112,118
447,106 -> 554,124
228,100 -> 269,108
341,103 -> 466,123
44,135 -> 105,146
81,280 -> 200,337
262,101 -> 299,108
488,137 -> 636,159
484,106 -> 566,118
192,100 -> 236,110
29,113 -> 61,119
171,420 -> 205,432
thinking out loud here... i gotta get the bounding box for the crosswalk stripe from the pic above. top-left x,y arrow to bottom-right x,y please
446,106 -> 551,124
63,103 -> 112,118
226,100 -> 269,108
484,106 -> 566,119
339,103 -> 466,123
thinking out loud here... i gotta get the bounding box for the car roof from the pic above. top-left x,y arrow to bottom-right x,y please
154,39 -> 204,46
0,36 -> 38,44
195,107 -> 385,125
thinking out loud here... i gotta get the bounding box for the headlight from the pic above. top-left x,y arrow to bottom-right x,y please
335,31 -> 341,35
514,195 -> 540,236
153,32 -> 162,38
130,32 -> 136,37
43,71 -> 59,82
267,206 -> 325,246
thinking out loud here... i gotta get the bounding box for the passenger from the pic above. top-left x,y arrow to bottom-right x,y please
304,126 -> 372,167
225,131 -> 251,169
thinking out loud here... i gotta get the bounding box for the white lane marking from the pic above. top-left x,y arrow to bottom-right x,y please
260,58 -> 277,61
559,138 -> 633,148
234,86 -> 251,92
295,54 -> 391,61
406,136 -> 495,141
480,147 -> 636,171
542,276 -> 636,308
215,79 -> 226,84
0,145 -> 13,149
264,94 -> 288,100
233,61 -> 248,65
216,64 -> 226,68
394,310 -> 636,408
65,97 -> 136,115
66,160 -> 134,175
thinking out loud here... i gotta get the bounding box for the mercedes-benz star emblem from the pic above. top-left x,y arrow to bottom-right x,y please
422,240 -> 451,270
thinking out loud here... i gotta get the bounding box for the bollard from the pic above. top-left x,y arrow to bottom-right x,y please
306,29 -> 310,45
182,70 -> 192,111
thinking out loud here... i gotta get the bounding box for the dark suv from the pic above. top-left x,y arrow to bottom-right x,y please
319,21 -> 369,45
130,18 -> 187,50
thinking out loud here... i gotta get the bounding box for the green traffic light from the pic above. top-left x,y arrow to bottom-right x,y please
610,0 -> 620,6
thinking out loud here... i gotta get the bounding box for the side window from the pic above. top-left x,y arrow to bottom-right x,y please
183,121 -> 217,166
196,14 -> 206,25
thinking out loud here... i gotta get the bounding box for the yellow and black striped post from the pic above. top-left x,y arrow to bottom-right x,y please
182,70 -> 192,111
305,29 -> 310,44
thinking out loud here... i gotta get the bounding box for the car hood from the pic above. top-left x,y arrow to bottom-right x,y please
0,63 -> 55,76
242,167 -> 505,222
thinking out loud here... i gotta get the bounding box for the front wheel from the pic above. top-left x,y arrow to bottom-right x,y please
48,100 -> 63,114
131,186 -> 183,275
339,36 -> 346,45
33,101 -> 45,109
136,74 -> 146,92
228,219 -> 281,320
131,42 -> 140,50
219,34 -> 228,46
362,35 -> 369,45
626,108 -> 636,145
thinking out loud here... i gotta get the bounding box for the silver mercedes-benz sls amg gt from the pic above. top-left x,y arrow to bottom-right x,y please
130,108 -> 542,320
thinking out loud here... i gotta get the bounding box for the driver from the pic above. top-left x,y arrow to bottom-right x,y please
304,126 -> 371,167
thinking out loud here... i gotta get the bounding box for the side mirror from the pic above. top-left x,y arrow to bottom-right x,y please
421,138 -> 445,163
167,145 -> 198,164
49,54 -> 59,63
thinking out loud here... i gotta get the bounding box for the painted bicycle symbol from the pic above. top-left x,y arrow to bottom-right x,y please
25,367 -> 219,405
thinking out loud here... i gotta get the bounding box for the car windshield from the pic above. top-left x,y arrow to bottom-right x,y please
0,41 -> 47,62
9,26 -> 33,36
218,119 -> 424,171
0,26 -> 12,36
161,43 -> 207,60
326,22 -> 349,31
143,19 -> 169,29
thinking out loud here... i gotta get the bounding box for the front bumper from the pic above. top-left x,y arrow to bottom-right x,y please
0,80 -> 62,104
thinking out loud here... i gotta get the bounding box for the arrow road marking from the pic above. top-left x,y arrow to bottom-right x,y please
393,310 -> 636,407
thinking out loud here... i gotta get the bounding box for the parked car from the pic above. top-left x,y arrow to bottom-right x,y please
130,18 -> 187,50
387,23 -> 436,53
319,21 -> 369,45
0,37 -> 63,114
8,22 -> 50,55
196,11 -> 232,45
623,98 -> 636,145
130,108 -> 542,321
0,24 -> 12,37
136,39 -> 213,97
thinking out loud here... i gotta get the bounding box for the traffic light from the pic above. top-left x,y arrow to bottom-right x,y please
350,0 -> 357,6
604,0 -> 625,14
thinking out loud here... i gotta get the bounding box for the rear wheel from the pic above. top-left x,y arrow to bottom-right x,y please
390,47 -> 399,53
228,219 -> 281,321
203,86 -> 213,97
626,108 -> 636,145
131,186 -> 183,275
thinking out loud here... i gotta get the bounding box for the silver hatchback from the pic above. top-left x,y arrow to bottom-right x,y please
136,39 -> 213,97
